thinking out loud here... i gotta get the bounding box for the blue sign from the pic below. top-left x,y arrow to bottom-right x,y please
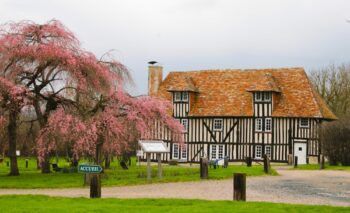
78,164 -> 103,173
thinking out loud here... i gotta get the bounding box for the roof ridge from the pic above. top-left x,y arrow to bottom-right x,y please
168,67 -> 304,74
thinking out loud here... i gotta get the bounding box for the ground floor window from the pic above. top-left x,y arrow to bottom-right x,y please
255,145 -> 262,158
181,145 -> 187,160
210,144 -> 225,160
172,143 -> 187,160
173,144 -> 179,159
265,145 -> 271,159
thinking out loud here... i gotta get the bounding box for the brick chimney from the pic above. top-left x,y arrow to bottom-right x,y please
148,65 -> 163,96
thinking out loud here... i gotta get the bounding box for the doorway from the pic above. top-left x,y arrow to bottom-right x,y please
294,142 -> 307,164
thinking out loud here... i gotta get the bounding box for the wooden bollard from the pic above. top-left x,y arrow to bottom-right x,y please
287,154 -> 293,165
25,159 -> 29,168
233,173 -> 246,201
320,154 -> 325,170
90,174 -> 101,198
200,157 -> 208,179
6,161 -> 9,167
294,156 -> 298,168
246,157 -> 252,167
263,154 -> 271,174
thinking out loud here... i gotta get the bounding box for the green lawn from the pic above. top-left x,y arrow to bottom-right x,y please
291,163 -> 350,171
0,157 -> 277,189
1,195 -> 348,213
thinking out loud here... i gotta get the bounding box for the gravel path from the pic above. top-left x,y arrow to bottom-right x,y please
0,168 -> 349,206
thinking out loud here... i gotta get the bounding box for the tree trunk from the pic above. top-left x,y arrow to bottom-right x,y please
8,110 -> 19,176
41,155 -> 51,173
104,154 -> 110,169
90,142 -> 102,198
33,99 -> 51,173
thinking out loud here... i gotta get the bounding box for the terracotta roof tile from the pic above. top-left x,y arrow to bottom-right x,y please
166,76 -> 198,92
156,68 -> 337,119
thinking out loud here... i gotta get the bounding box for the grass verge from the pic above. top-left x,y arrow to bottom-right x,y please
1,195 -> 349,213
0,157 -> 277,189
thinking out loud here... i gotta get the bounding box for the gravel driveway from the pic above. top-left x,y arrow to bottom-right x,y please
0,167 -> 349,206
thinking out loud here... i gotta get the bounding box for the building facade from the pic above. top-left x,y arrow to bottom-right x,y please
145,65 -> 336,164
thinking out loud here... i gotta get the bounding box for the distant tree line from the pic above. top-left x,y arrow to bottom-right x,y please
310,64 -> 350,166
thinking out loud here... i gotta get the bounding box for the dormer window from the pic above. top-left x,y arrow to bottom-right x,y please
182,92 -> 189,101
173,92 -> 189,102
263,92 -> 271,101
254,92 -> 271,102
255,92 -> 262,101
174,92 -> 182,102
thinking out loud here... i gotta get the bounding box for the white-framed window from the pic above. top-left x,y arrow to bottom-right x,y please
181,119 -> 188,133
181,145 -> 187,160
255,92 -> 262,101
263,92 -> 271,101
255,145 -> 262,159
265,118 -> 272,132
265,145 -> 271,159
255,118 -> 263,131
174,92 -> 181,102
299,118 -> 309,128
182,92 -> 189,102
254,92 -> 272,102
213,119 -> 223,131
218,145 -> 224,159
210,145 -> 225,160
172,143 -> 179,159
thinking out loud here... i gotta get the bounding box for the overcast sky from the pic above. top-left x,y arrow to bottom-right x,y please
1,0 -> 350,95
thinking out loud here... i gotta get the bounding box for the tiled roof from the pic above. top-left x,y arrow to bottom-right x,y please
166,76 -> 198,92
156,68 -> 337,120
246,73 -> 280,92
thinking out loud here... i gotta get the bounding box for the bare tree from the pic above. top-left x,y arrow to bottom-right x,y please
310,64 -> 350,117
310,64 -> 350,166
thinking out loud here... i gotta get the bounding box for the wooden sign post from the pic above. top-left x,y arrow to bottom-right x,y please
138,140 -> 170,180
78,164 -> 103,198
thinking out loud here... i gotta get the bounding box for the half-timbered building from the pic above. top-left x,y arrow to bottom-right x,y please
145,65 -> 337,164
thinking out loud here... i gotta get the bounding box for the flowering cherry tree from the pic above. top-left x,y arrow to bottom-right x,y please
0,20 -> 127,173
0,77 -> 29,175
0,20 -> 183,174
37,90 -> 184,165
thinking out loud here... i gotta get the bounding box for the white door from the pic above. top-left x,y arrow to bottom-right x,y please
294,142 -> 307,164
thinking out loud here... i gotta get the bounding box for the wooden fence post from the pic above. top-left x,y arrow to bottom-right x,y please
147,153 -> 151,180
320,154 -> 325,170
246,157 -> 252,167
263,154 -> 270,174
288,154 -> 293,165
200,157 -> 208,179
157,153 -> 162,178
25,159 -> 28,168
294,156 -> 298,168
233,173 -> 246,201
